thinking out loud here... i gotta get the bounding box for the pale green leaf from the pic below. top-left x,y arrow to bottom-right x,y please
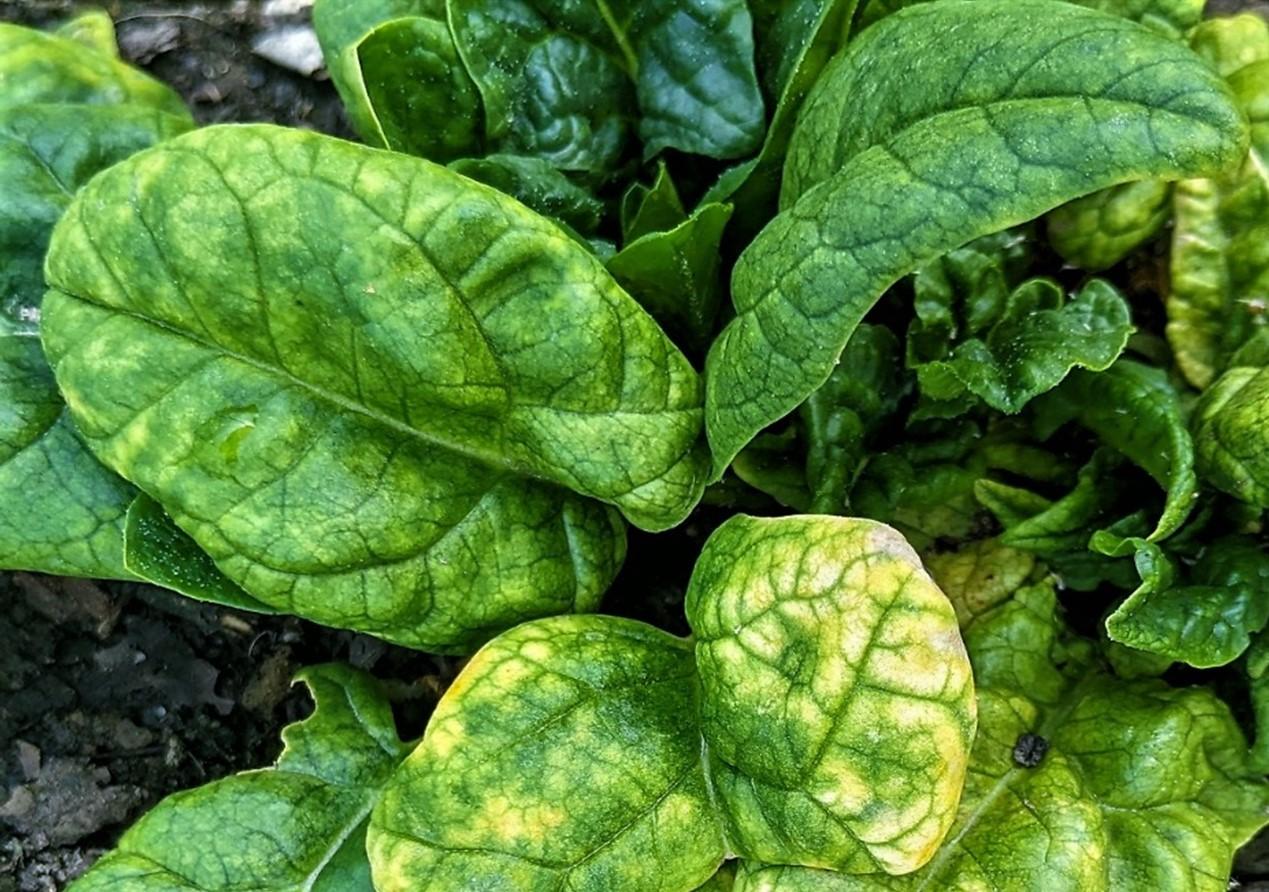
1045,179 -> 1172,271
69,665 -> 408,892
1193,365 -> 1269,507
40,125 -> 718,650
704,0 -> 1247,473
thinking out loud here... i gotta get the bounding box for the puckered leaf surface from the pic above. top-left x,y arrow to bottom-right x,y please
41,125 -> 717,650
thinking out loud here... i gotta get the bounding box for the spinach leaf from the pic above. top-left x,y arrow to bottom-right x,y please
312,0 -> 483,162
1193,364 -> 1269,507
620,161 -> 687,243
70,665 -> 408,891
1106,536 -> 1269,668
447,0 -> 765,175
1170,58 -> 1269,387
1045,179 -> 1172,271
368,515 -> 975,886
733,578 -> 1269,891
449,153 -> 606,233
704,0 -> 1247,473
1190,13 -> 1269,77
41,125 -> 715,651
53,10 -> 119,57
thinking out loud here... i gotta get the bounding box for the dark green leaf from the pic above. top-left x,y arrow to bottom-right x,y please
450,154 -> 605,234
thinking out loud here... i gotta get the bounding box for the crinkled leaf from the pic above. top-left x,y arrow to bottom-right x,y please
448,0 -> 765,173
732,578 -> 1269,891
608,202 -> 733,352
856,0 -> 1205,36
70,665 -> 408,891
1194,365 -> 1269,507
911,278 -> 1133,413
687,515 -> 976,874
450,154 -> 605,234
925,538 -> 1036,627
0,103 -> 190,580
1106,536 -> 1269,668
369,615 -> 728,891
1169,59 -> 1269,388
704,0 -> 1247,473
0,21 -> 188,116
1033,360 -> 1198,547
313,0 -> 483,162
1190,13 -> 1269,78
40,125 -> 720,650
1046,179 -> 1172,271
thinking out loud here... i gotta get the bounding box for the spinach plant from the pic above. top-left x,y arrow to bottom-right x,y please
4,1 -> 1269,890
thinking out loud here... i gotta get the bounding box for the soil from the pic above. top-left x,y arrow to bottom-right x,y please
2,1 -> 1269,890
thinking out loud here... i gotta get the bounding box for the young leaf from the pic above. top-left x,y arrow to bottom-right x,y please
704,0 -> 1247,473
69,665 -> 409,891
1169,59 -> 1269,387
312,0 -> 483,162
0,103 -> 191,580
1106,537 -> 1269,668
1045,179 -> 1172,271
621,162 -> 688,244
1189,13 -> 1269,78
450,154 -> 605,234
1033,360 -> 1198,547
686,516 -> 976,874
53,10 -> 118,57
40,125 -> 717,650
448,0 -> 765,173
1193,365 -> 1269,507
608,202 -> 733,352
732,579 -> 1269,891
0,21 -> 188,116
369,615 -> 727,891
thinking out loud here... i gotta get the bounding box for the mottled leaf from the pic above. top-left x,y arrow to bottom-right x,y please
369,615 -> 727,892
41,125 -> 719,650
0,104 -> 190,580
704,0 -> 1247,473
687,515 -> 976,874
0,20 -> 187,115
1169,58 -> 1269,387
313,0 -> 483,162
1194,365 -> 1269,507
1189,13 -> 1269,78
70,665 -> 408,891
925,538 -> 1036,627
1046,179 -> 1172,271
732,578 -> 1269,891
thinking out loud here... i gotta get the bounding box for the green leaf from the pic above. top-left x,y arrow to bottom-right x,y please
54,10 -> 119,57
369,615 -> 727,891
687,516 -> 976,874
608,202 -> 733,352
1106,536 -> 1269,668
911,278 -> 1134,413
369,515 -> 976,886
1045,179 -> 1172,271
40,125 -> 719,650
702,0 -> 856,241
620,162 -> 687,244
312,0 -> 483,162
1169,59 -> 1269,388
448,0 -> 765,173
0,21 -> 188,117
801,324 -> 904,512
450,154 -> 605,234
124,495 -> 278,614
704,0 -> 1247,473
731,428 -> 813,512
924,538 -> 1036,627
69,664 -> 408,891
1193,365 -> 1269,507
732,578 -> 1269,891
0,103 -> 191,580
1034,360 -> 1198,546
1189,13 -> 1269,79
